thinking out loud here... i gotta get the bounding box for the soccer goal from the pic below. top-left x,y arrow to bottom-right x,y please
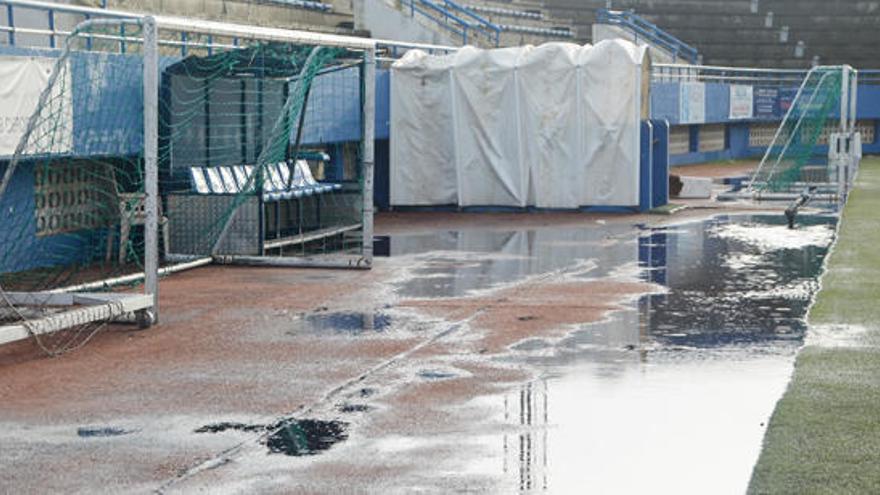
0,15 -> 376,353
747,65 -> 861,201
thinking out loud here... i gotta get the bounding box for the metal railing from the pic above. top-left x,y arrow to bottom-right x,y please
400,0 -> 501,47
653,63 -> 808,86
597,8 -> 699,64
654,63 -> 880,86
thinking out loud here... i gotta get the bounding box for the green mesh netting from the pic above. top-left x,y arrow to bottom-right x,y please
0,20 -> 367,354
749,67 -> 843,194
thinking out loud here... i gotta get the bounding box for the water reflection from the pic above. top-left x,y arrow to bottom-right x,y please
503,381 -> 549,493
512,214 -> 835,369
641,214 -> 833,348
391,224 -> 637,298
497,214 -> 835,493
384,214 -> 835,493
297,312 -> 392,335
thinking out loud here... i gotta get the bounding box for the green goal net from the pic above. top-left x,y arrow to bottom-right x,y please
748,67 -> 844,195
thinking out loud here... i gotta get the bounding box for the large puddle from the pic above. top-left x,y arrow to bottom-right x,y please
385,213 -> 836,493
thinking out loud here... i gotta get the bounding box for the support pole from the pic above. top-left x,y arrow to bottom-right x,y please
143,16 -> 160,324
850,68 -> 858,136
840,66 -> 849,136
361,47 -> 375,266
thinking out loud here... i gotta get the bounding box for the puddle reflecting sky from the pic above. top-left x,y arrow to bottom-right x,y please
390,222 -> 637,299
385,214 -> 836,494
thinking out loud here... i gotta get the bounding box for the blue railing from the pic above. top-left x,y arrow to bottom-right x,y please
401,0 -> 501,47
596,8 -> 699,64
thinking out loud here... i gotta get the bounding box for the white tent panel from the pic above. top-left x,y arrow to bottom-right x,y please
390,50 -> 457,205
452,47 -> 527,207
518,43 -> 583,209
579,40 -> 646,206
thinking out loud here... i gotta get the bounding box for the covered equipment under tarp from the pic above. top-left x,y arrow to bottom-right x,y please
390,39 -> 649,209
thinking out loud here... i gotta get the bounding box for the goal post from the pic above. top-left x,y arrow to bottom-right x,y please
0,14 -> 377,353
747,65 -> 861,200
143,15 -> 159,322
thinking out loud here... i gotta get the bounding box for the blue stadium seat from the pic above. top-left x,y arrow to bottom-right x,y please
188,161 -> 340,201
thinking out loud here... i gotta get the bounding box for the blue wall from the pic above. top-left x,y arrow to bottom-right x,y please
0,162 -> 108,274
651,81 -> 880,126
299,67 -> 390,144
652,81 -> 880,165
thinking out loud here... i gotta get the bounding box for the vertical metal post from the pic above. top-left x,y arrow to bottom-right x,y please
48,9 -> 55,48
85,14 -> 92,51
361,46 -> 376,266
7,5 -> 14,45
849,67 -> 858,135
143,17 -> 160,323
849,68 -> 859,191
840,66 -> 849,135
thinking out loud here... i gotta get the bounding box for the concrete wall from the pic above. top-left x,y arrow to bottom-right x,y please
353,0 -> 457,47
592,24 -> 678,64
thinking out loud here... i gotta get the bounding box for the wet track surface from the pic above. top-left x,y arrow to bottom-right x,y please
0,212 -> 838,494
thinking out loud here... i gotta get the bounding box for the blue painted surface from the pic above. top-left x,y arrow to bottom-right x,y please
704,83 -> 729,123
652,81 -> 880,126
71,51 -> 144,157
651,83 -> 678,123
639,121 -> 653,212
638,120 -> 671,210
0,162 -> 106,273
300,67 -> 390,144
301,66 -> 362,145
374,139 -> 390,209
651,119 -> 670,207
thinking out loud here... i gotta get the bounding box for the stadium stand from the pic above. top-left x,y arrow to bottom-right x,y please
541,0 -> 880,68
391,0 -> 576,47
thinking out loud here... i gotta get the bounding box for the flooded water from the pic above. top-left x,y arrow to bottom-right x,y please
76,426 -> 135,438
389,222 -> 637,299
384,213 -> 836,494
184,214 -> 834,491
298,312 -> 393,335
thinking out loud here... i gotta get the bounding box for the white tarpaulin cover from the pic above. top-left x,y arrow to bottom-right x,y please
390,40 -> 647,208
0,56 -> 72,157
